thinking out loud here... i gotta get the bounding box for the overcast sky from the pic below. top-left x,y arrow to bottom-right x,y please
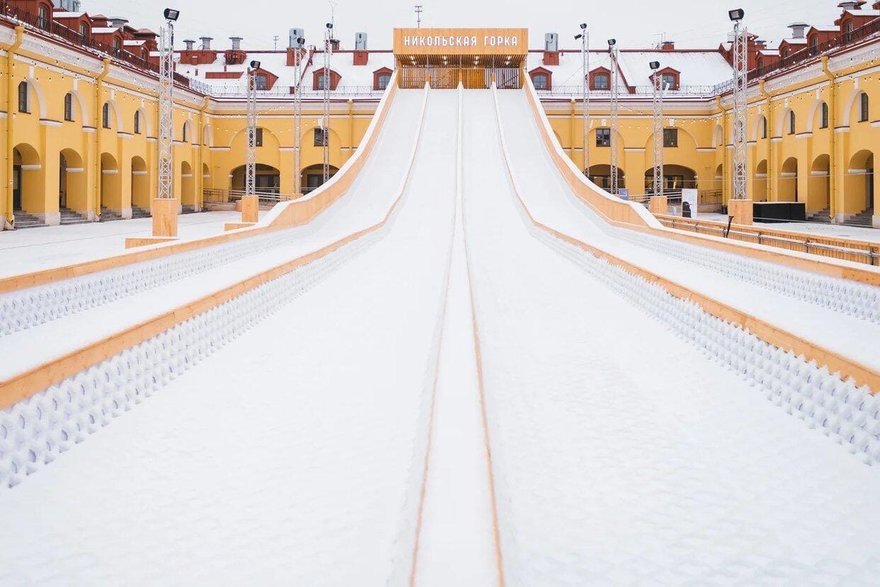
87,0 -> 844,51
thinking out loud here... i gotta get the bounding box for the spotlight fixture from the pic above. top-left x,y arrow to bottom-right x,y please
580,23 -> 587,30
163,8 -> 179,21
608,38 -> 617,47
649,61 -> 660,70
249,60 -> 261,69
728,8 -> 745,22
326,22 -> 333,29
575,33 -> 583,41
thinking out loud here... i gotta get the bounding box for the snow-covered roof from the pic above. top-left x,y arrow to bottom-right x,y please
124,40 -> 145,47
782,38 -> 808,45
811,25 -> 840,32
177,49 -> 395,96
92,27 -> 121,34
844,9 -> 880,16
526,49 -> 731,92
53,12 -> 86,18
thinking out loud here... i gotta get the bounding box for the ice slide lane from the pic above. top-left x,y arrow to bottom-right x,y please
0,90 -> 462,584
0,90 -> 426,395
463,89 -> 880,583
497,90 -> 880,380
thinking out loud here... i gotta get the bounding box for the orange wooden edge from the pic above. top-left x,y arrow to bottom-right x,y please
511,85 -> 879,393
0,79 -> 425,413
519,81 -> 880,287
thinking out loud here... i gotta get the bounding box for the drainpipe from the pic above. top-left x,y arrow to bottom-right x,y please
716,95 -> 728,204
94,58 -> 110,219
759,80 -> 773,201
4,26 -> 24,229
197,95 -> 209,209
821,56 -> 837,221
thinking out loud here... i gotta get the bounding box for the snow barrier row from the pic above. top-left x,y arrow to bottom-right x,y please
0,72 -> 402,298
520,75 -> 880,288
0,82 -> 434,489
491,84 -> 880,464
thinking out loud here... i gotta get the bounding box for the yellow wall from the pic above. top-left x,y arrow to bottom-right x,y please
2,23 -> 878,229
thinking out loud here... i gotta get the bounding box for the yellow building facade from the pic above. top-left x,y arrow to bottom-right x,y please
1,16 -> 878,229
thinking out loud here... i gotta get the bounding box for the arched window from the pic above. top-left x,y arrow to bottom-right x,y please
820,102 -> 829,129
859,92 -> 869,122
64,93 -> 74,122
761,116 -> 768,139
102,103 -> 111,129
134,111 -> 141,134
788,110 -> 796,135
18,81 -> 29,113
37,4 -> 49,30
182,122 -> 189,143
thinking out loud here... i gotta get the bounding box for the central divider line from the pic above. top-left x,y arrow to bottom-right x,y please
410,85 -> 503,586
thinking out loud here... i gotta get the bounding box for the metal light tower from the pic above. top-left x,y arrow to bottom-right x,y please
245,60 -> 259,197
575,23 -> 590,176
650,60 -> 664,199
608,38 -> 620,195
157,8 -> 179,202
292,36 -> 305,196
322,22 -> 333,183
415,4 -> 423,28
730,8 -> 748,200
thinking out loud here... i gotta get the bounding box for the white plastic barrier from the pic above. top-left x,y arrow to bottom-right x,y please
0,228 -> 301,337
0,225 -> 385,489
533,225 -> 880,465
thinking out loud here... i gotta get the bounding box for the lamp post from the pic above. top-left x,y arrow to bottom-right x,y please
575,23 -> 590,176
650,60 -> 664,203
729,8 -> 748,202
154,7 -> 179,238
292,36 -> 305,197
608,38 -> 619,195
241,59 -> 260,223
322,22 -> 333,184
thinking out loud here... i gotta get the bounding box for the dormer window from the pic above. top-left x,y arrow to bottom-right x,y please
592,73 -> 609,90
79,23 -> 89,44
377,72 -> 391,90
255,74 -> 268,90
37,5 -> 49,30
317,73 -> 330,90
533,73 -> 549,90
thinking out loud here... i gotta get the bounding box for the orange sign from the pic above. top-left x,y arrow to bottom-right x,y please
393,28 -> 528,56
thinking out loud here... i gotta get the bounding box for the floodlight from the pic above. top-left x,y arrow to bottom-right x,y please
580,23 -> 587,30
729,8 -> 745,21
163,8 -> 179,21
608,38 -> 616,47
649,61 -> 660,70
297,37 -> 305,45
575,33 -> 583,41
250,60 -> 261,69
326,22 -> 333,29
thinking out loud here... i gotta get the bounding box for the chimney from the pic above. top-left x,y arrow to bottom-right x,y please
543,32 -> 559,66
183,39 -> 195,51
230,36 -> 242,50
354,32 -> 368,65
107,17 -> 129,28
289,28 -> 305,48
788,23 -> 809,39
199,36 -> 213,50
326,38 -> 340,51
661,40 -> 675,51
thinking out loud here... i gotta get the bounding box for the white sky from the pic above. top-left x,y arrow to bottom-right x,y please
86,0 -> 845,51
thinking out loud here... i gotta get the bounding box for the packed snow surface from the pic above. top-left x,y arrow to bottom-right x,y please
1,88 -> 879,585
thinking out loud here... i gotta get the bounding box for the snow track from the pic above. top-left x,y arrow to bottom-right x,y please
466,89 -> 880,584
1,86 -> 879,586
